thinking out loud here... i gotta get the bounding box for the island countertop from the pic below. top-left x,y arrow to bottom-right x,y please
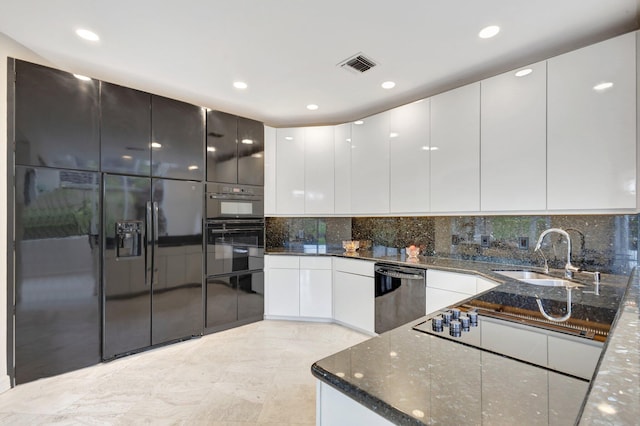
265,250 -> 639,424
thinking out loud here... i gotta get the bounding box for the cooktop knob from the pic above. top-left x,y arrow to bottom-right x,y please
460,315 -> 470,331
442,311 -> 452,325
431,317 -> 443,332
450,308 -> 461,320
449,320 -> 462,337
467,311 -> 478,326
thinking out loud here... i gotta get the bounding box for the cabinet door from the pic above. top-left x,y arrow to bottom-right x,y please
481,62 -> 546,211
350,111 -> 390,214
426,288 -> 470,315
101,82 -> 151,176
300,269 -> 332,318
238,117 -> 264,185
333,271 -> 374,333
334,123 -> 352,214
14,60 -> 100,171
264,126 -> 277,215
206,110 -> 238,183
266,268 -> 300,316
305,126 -> 335,214
276,128 -> 305,214
390,100 -> 430,213
430,83 -> 480,212
151,95 -> 204,181
547,32 -> 636,210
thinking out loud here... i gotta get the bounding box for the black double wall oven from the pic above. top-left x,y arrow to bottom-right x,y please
205,183 -> 265,332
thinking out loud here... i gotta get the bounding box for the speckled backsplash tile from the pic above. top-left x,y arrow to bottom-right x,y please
266,214 -> 638,274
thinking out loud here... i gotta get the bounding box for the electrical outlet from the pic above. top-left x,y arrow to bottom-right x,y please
481,235 -> 490,248
451,235 -> 459,245
519,237 -> 529,250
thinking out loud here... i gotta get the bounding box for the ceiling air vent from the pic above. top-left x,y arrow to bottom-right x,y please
338,53 -> 377,74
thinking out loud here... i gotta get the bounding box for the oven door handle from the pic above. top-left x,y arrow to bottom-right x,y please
207,227 -> 264,233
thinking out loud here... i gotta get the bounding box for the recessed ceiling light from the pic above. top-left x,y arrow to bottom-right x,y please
121,155 -> 132,160
241,139 -> 254,144
593,82 -> 614,91
207,146 -> 216,152
423,146 -> 439,151
251,153 -> 263,158
354,120 -> 364,125
233,81 -> 248,89
389,132 -> 399,138
381,81 -> 396,89
151,142 -> 162,149
73,74 -> 92,81
188,165 -> 199,171
306,104 -> 319,111
479,25 -> 500,39
75,28 -> 100,42
515,68 -> 533,77
346,138 -> 351,142
284,136 -> 294,141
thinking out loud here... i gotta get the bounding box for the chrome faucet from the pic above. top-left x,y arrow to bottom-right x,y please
534,228 -> 581,279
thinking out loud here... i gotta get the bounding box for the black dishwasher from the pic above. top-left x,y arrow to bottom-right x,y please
374,263 -> 426,334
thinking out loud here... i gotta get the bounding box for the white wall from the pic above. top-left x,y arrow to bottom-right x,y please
0,32 -> 52,392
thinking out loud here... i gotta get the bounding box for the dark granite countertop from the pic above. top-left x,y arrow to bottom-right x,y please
266,249 -> 637,424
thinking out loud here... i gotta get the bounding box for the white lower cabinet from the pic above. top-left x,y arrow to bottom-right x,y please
332,258 -> 375,334
265,256 -> 300,317
547,334 -> 603,380
426,287 -> 472,315
265,255 -> 332,320
317,381 -> 394,426
425,269 -> 497,314
300,257 -> 333,318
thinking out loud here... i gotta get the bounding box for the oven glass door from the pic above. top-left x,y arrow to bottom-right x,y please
206,224 -> 264,276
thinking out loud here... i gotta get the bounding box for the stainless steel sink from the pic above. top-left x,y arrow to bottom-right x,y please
493,270 -> 583,287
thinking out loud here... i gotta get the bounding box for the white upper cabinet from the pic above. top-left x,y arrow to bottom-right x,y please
430,83 -> 481,212
276,127 -> 305,214
264,126 -> 276,215
389,100 -> 430,213
547,32 -> 636,211
334,123 -> 352,215
350,111 -> 390,214
304,126 -> 335,215
481,61 -> 547,212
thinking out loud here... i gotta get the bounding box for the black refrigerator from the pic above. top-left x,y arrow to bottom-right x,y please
101,81 -> 205,359
103,176 -> 203,358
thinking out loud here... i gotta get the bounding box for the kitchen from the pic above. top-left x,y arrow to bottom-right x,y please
0,1 -> 639,425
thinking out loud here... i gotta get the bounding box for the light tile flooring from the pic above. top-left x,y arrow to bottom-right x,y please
0,320 -> 370,425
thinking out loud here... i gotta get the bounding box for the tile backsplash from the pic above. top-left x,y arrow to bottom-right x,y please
266,214 -> 638,275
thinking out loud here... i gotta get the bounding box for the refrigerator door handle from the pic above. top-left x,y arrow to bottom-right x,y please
152,201 -> 160,287
153,202 -> 159,244
145,201 -> 153,287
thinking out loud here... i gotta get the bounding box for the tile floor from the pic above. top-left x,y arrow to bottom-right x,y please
0,320 -> 370,425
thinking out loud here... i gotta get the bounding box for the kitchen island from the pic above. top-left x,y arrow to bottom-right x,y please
267,250 -> 638,425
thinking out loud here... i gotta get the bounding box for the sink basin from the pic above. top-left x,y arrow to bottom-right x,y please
519,278 -> 582,287
493,270 -> 583,288
494,270 -> 552,280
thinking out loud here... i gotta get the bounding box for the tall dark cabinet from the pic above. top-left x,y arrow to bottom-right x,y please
14,60 -> 100,170
206,110 -> 264,185
101,82 -> 152,175
12,59 -> 102,384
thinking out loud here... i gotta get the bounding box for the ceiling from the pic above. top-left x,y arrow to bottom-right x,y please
0,1 -> 638,127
